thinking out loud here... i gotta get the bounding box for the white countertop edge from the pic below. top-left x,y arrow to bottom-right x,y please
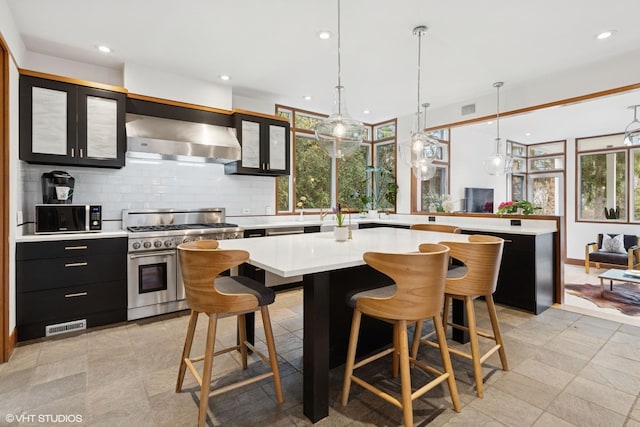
230,215 -> 557,235
16,230 -> 128,242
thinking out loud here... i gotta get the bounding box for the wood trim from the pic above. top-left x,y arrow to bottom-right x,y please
0,34 -> 11,362
426,83 -> 640,131
232,108 -> 288,122
128,92 -> 232,115
18,68 -> 128,94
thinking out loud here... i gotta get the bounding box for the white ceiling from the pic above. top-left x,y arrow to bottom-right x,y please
6,0 -> 640,136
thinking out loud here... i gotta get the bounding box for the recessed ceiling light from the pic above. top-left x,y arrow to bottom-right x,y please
97,45 -> 112,53
596,30 -> 616,40
219,74 -> 231,81
303,95 -> 312,101
362,109 -> 370,114
487,120 -> 493,125
318,31 -> 332,40
525,132 -> 532,137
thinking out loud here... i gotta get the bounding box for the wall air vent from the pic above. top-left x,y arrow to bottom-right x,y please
45,319 -> 87,337
461,104 -> 476,115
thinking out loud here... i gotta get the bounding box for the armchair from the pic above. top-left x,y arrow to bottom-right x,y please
585,233 -> 640,273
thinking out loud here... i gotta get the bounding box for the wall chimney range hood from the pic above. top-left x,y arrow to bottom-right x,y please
125,113 -> 241,163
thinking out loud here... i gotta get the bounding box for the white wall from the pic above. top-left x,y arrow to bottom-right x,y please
124,63 -> 232,109
22,52 -> 123,86
1,0 -> 26,335
427,49 -> 640,128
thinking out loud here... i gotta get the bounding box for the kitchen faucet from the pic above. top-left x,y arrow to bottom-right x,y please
319,206 -> 329,220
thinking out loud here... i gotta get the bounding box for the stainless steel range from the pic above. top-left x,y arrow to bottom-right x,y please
123,208 -> 243,320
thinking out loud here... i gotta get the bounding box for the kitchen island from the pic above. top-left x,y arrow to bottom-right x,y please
219,227 -> 476,423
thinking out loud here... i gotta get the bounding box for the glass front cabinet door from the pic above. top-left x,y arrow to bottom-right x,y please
20,74 -> 126,168
225,112 -> 290,176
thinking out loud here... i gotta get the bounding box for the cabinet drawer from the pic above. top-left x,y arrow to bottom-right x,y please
17,237 -> 126,260
17,279 -> 126,325
17,253 -> 126,292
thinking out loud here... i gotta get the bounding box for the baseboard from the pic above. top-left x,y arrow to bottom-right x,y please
566,258 -> 584,266
3,327 -> 16,362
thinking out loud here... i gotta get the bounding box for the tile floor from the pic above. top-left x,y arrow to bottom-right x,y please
1,266 -> 640,426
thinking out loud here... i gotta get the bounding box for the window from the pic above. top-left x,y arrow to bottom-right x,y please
576,134 -> 633,221
276,105 -> 395,214
416,129 -> 450,212
578,150 -> 626,221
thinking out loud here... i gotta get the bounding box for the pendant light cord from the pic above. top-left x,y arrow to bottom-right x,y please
336,0 -> 342,115
494,81 -> 503,155
416,31 -> 422,116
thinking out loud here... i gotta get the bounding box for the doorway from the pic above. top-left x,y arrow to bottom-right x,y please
0,36 -> 9,362
529,172 -> 564,216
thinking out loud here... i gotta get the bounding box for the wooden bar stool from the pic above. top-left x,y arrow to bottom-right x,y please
410,223 -> 461,234
412,235 -> 508,398
176,240 -> 283,427
342,245 -> 461,427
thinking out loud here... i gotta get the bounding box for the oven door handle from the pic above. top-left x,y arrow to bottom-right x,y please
129,251 -> 176,259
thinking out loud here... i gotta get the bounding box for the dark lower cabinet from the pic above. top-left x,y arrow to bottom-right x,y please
16,237 -> 127,341
462,230 -> 555,314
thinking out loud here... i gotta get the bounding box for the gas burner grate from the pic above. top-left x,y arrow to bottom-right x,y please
127,223 -> 239,233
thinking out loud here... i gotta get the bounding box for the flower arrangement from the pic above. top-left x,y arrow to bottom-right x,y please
496,200 -> 541,215
424,192 -> 454,212
334,204 -> 345,227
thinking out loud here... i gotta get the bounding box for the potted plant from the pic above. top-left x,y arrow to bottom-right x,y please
364,165 -> 398,218
333,205 -> 349,241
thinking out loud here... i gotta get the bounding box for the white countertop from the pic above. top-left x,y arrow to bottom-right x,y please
217,227 -> 471,277
16,230 -> 128,242
230,214 -> 557,236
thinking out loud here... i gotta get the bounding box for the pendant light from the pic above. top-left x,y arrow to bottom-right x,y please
483,82 -> 513,176
623,105 -> 640,146
315,0 -> 365,159
410,103 -> 437,181
399,26 -> 439,180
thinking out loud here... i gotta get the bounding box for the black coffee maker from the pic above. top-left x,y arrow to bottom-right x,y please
41,171 -> 75,204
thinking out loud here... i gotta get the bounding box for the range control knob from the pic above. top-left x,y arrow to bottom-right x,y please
132,242 -> 141,249
154,240 -> 162,248
164,240 -> 173,248
143,241 -> 152,249
183,237 -> 194,243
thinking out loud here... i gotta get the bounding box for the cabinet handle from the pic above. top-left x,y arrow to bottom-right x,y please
80,148 -> 84,158
65,262 -> 88,267
65,292 -> 88,298
65,245 -> 88,250
246,233 -> 263,238
71,148 -> 75,158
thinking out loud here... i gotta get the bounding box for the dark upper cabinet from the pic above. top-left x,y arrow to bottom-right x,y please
225,112 -> 290,176
20,74 -> 126,168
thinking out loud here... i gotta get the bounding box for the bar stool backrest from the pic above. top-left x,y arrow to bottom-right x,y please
361,243 -> 450,321
410,224 -> 461,234
426,235 -> 504,296
177,240 -> 259,314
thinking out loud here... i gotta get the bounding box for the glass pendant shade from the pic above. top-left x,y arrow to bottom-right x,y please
412,160 -> 437,181
623,105 -> 640,146
483,138 -> 513,176
315,85 -> 364,159
399,112 -> 439,181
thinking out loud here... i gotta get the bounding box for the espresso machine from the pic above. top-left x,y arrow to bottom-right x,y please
41,171 -> 75,204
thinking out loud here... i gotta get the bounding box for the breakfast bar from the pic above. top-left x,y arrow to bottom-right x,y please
219,227 -> 471,422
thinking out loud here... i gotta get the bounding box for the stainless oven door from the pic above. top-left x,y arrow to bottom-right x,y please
128,250 -> 177,309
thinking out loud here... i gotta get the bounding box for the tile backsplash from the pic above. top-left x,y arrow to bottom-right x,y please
20,156 -> 277,224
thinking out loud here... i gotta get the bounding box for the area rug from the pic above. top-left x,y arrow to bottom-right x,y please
565,283 -> 640,316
